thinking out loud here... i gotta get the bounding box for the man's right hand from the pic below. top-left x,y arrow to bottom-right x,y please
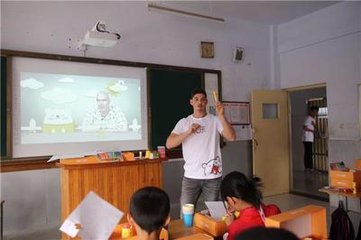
189,123 -> 201,134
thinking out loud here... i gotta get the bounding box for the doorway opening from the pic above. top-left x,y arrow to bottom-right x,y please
289,87 -> 329,200
307,98 -> 328,172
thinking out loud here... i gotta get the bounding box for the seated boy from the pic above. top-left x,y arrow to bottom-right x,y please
128,186 -> 170,240
236,227 -> 298,240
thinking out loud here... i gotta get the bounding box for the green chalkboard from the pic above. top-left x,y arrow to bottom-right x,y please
149,69 -> 203,150
1,56 -> 7,157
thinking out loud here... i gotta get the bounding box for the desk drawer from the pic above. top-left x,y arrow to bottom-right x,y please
330,179 -> 361,191
330,170 -> 361,183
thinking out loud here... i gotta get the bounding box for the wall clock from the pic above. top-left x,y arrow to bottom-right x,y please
201,41 -> 214,58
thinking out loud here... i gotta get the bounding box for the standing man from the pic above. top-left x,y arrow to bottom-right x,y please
302,106 -> 319,172
166,89 -> 236,216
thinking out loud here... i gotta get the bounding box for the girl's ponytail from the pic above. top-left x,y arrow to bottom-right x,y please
221,171 -> 263,210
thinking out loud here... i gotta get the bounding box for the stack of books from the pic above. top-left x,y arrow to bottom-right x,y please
97,151 -> 122,161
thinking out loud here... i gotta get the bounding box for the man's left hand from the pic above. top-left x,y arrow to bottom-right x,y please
215,101 -> 225,116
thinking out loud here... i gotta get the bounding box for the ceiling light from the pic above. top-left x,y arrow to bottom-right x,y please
148,3 -> 225,23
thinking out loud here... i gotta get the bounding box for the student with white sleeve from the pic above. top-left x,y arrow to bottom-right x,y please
302,106 -> 319,172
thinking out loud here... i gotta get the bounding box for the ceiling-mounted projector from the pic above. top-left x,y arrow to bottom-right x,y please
83,31 -> 120,47
80,21 -> 120,48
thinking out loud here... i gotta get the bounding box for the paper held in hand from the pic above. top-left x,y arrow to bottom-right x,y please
205,201 -> 228,220
59,191 -> 124,239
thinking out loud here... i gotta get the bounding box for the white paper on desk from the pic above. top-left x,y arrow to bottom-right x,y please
205,201 -> 227,220
47,151 -> 99,162
47,153 -> 84,162
47,155 -> 61,162
59,191 -> 124,239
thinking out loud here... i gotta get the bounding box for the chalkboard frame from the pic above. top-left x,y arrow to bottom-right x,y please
0,49 -> 221,169
1,57 -> 7,157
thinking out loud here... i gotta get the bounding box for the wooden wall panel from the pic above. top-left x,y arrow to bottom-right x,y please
59,157 -> 164,239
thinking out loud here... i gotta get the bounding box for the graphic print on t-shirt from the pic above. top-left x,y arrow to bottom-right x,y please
201,156 -> 222,176
195,125 -> 206,134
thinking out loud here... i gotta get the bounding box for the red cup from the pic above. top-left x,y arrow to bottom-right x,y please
157,146 -> 166,158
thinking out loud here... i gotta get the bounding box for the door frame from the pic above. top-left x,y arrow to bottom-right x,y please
283,83 -> 327,192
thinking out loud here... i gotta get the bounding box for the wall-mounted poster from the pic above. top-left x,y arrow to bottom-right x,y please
223,102 -> 250,125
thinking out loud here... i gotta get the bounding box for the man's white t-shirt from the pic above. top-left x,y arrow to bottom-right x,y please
172,114 -> 224,179
302,115 -> 315,142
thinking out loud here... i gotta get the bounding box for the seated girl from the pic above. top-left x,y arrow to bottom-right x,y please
220,171 -> 281,240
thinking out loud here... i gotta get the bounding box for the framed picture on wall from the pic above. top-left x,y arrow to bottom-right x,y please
201,41 -> 214,58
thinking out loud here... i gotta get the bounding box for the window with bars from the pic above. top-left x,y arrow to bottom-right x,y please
307,98 -> 328,171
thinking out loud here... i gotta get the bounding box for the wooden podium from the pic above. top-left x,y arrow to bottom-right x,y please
59,156 -> 164,233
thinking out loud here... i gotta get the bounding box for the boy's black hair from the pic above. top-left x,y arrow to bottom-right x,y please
310,106 -> 319,112
235,227 -> 298,240
129,187 -> 170,234
190,88 -> 207,99
220,171 -> 263,209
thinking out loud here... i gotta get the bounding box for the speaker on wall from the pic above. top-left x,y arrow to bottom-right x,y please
232,47 -> 244,62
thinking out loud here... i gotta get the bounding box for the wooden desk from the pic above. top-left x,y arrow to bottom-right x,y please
110,220 -> 213,240
168,219 -> 211,239
319,187 -> 361,199
59,156 -> 164,239
319,187 -> 361,213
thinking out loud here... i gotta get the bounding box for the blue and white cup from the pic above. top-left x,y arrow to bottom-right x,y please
182,204 -> 194,227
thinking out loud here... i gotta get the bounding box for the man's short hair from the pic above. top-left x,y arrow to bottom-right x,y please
129,187 -> 170,234
191,88 -> 207,99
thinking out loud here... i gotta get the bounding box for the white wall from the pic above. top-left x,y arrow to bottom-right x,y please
0,169 -> 61,236
278,2 -> 361,168
1,1 -> 272,101
0,1 -> 271,236
278,1 -> 361,141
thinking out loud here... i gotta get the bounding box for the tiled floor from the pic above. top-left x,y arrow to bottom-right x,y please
292,170 -> 329,199
5,193 -> 360,240
4,226 -> 61,240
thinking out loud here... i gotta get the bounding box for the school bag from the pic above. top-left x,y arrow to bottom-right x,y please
329,201 -> 355,240
263,204 -> 281,217
258,203 -> 281,223
356,219 -> 361,240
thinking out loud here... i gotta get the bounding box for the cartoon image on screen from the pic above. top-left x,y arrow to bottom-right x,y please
20,72 -> 142,144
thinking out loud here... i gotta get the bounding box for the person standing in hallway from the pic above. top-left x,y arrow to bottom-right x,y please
302,106 -> 319,172
166,88 -> 236,216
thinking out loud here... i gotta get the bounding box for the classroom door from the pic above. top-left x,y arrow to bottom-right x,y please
251,90 -> 290,196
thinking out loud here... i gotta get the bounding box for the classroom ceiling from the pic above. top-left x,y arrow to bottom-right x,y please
151,1 -> 340,24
